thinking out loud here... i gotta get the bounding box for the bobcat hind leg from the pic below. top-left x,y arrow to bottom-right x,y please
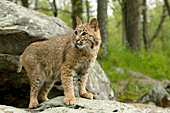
29,77 -> 43,108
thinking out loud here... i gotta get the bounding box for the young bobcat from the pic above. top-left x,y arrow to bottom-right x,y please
18,17 -> 101,108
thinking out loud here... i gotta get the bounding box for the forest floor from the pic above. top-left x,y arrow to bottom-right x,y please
98,40 -> 170,104
111,67 -> 159,102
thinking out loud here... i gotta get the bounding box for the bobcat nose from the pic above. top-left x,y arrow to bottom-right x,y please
74,37 -> 82,45
75,36 -> 79,42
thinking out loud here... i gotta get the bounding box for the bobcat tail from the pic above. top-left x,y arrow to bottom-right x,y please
17,55 -> 23,73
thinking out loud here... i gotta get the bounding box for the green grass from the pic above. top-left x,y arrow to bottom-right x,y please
98,36 -> 170,102
98,42 -> 170,81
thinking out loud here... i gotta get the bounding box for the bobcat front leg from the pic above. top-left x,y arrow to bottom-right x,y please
79,71 -> 93,99
61,64 -> 75,105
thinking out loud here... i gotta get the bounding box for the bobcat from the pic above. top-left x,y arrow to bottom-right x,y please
18,17 -> 101,108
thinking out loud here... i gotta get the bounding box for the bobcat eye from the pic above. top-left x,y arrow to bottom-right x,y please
81,32 -> 87,35
74,31 -> 78,35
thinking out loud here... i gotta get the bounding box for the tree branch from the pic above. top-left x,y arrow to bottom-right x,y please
150,5 -> 167,43
164,0 -> 170,19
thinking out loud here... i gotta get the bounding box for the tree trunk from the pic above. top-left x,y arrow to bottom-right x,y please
34,0 -> 39,10
71,0 -> 83,29
124,0 -> 141,51
97,0 -> 108,59
122,0 -> 126,47
86,0 -> 90,22
142,0 -> 149,53
53,0 -> 58,17
21,0 -> 28,8
164,0 -> 170,19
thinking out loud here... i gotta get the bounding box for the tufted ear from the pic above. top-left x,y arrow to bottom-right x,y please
90,18 -> 98,31
76,17 -> 82,25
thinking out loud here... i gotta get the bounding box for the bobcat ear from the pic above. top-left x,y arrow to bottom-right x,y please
76,17 -> 82,25
90,18 -> 98,31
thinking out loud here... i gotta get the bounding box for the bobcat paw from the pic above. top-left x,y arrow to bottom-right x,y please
29,102 -> 40,109
64,97 -> 75,105
38,95 -> 49,102
81,93 -> 93,99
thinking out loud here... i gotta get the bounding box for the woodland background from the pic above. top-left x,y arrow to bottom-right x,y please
8,0 -> 170,103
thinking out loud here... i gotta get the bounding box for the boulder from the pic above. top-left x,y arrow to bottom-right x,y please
136,81 -> 170,107
0,0 -> 72,55
115,67 -> 159,86
0,0 -> 114,108
1,96 -> 170,113
114,67 -> 160,102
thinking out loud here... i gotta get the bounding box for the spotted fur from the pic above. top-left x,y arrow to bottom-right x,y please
19,17 -> 101,108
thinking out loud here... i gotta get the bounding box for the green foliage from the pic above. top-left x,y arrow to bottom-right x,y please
98,39 -> 170,100
58,12 -> 72,27
98,1 -> 170,100
34,0 -> 53,16
119,81 -> 152,101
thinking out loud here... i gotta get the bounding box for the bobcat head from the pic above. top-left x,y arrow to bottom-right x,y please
72,17 -> 101,49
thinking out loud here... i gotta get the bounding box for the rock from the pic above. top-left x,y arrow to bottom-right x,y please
115,67 -> 159,87
115,67 -> 159,83
161,79 -> 170,94
0,54 -> 21,72
0,0 -> 72,55
39,96 -> 143,113
1,96 -> 170,113
114,67 -> 160,102
0,0 -> 114,107
0,105 -> 30,113
115,68 -> 170,108
74,61 -> 114,100
130,103 -> 170,113
136,83 -> 170,107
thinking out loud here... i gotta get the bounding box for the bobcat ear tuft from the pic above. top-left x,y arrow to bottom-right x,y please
90,18 -> 98,31
76,17 -> 82,25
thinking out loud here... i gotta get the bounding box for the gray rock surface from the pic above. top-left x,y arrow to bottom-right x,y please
0,54 -> 21,71
0,0 -> 114,107
0,105 -> 29,113
115,67 -> 159,86
114,67 -> 170,107
137,81 -> 170,107
0,0 -> 72,55
1,96 -> 170,113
